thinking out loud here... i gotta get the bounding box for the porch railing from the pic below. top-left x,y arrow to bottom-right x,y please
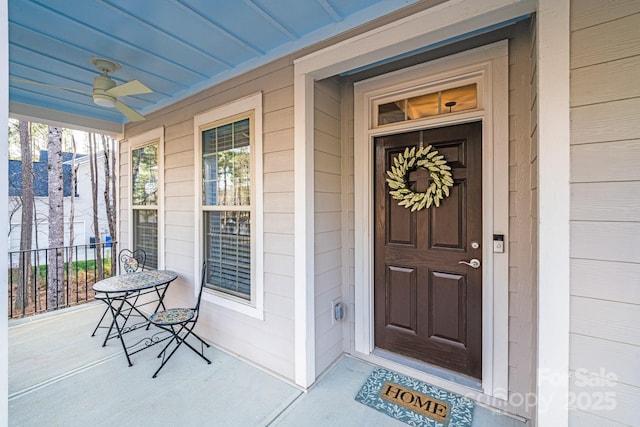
7,242 -> 116,319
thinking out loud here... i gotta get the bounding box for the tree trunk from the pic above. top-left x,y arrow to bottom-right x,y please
67,136 -> 77,297
47,126 -> 65,310
102,135 -> 117,274
16,121 -> 34,311
89,133 -> 104,279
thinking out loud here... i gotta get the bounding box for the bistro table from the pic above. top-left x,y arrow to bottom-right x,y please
92,270 -> 178,366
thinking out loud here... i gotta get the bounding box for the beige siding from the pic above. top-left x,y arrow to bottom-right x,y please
117,143 -> 130,252
314,77 -> 344,374
506,20 -> 537,420
123,57 -> 297,380
341,82 -> 356,357
569,2 -> 640,424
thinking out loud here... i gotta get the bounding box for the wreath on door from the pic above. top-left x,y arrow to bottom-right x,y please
386,145 -> 454,211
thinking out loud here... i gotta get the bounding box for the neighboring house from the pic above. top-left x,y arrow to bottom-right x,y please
8,150 -> 110,252
6,1 -> 639,426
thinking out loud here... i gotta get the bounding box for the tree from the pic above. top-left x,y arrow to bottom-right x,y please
47,126 -> 64,310
102,134 -> 117,269
16,121 -> 34,310
88,132 -> 104,279
67,135 -> 78,285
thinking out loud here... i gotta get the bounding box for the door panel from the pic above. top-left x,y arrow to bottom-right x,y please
430,181 -> 465,249
374,122 -> 482,379
428,270 -> 466,345
386,265 -> 417,332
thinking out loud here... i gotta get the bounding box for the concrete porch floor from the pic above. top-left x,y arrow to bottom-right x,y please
9,304 -> 527,426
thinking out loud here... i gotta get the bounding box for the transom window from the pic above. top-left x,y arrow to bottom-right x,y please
377,83 -> 477,126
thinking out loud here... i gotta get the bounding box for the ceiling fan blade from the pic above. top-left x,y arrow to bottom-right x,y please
11,77 -> 91,95
106,79 -> 152,97
115,100 -> 146,122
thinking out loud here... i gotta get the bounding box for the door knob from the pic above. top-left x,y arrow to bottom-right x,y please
458,258 -> 481,269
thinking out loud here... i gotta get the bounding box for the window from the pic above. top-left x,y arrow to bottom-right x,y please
377,83 -> 477,125
195,93 -> 263,317
202,118 -> 251,299
130,133 -> 162,269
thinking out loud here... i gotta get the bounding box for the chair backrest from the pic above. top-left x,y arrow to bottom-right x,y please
194,262 -> 207,314
119,249 -> 146,274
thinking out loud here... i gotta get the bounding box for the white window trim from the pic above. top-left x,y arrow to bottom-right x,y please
193,92 -> 264,320
126,127 -> 165,270
353,42 -> 509,399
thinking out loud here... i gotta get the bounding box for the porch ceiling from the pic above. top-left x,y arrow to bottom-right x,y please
8,0 -> 419,132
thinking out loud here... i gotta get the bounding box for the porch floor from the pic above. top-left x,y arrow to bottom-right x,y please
9,304 -> 526,426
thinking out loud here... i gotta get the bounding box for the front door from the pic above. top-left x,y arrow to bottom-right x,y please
374,122 -> 483,379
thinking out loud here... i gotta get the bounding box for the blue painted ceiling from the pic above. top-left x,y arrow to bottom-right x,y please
9,0 -> 419,127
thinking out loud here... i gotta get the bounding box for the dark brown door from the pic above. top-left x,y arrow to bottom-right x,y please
374,122 -> 482,379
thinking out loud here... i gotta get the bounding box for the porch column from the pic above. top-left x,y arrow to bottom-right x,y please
536,0 -> 571,425
1,0 -> 10,419
293,72 -> 316,388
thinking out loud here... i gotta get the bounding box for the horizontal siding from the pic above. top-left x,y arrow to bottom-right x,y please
571,259 -> 640,305
569,4 -> 640,425
504,20 -> 536,420
314,77 -> 344,376
571,139 -> 640,182
263,233 -> 294,256
569,409 -> 626,427
263,150 -> 294,174
264,192 -> 294,213
569,370 -> 640,426
570,334 -> 640,408
571,296 -> 640,346
571,55 -> 640,106
571,181 -> 640,221
571,98 -> 640,145
117,142 -> 130,248
571,12 -> 640,69
571,222 -> 640,263
263,213 -> 294,234
122,56 -> 297,380
571,0 -> 640,31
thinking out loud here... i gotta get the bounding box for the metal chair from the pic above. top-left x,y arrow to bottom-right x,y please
119,248 -> 146,274
148,262 -> 211,378
91,248 -> 146,340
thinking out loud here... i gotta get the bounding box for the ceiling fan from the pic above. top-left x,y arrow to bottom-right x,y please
89,57 -> 152,121
12,57 -> 153,122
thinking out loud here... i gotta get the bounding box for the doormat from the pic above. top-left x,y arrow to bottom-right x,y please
355,367 -> 474,427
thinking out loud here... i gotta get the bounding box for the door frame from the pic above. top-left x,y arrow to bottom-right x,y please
353,41 -> 509,398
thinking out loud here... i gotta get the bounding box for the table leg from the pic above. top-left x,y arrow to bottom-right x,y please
106,294 -> 134,367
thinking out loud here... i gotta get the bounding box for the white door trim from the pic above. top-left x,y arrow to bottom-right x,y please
353,41 -> 509,398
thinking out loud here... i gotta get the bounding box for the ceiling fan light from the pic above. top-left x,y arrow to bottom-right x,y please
93,93 -> 116,108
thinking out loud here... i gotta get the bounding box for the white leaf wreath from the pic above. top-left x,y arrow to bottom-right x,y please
385,145 -> 454,212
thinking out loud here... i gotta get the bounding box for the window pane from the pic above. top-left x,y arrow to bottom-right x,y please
132,144 -> 158,206
406,92 -> 440,119
440,84 -> 477,113
133,209 -> 158,269
202,118 -> 250,206
378,101 -> 406,125
204,210 -> 251,300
